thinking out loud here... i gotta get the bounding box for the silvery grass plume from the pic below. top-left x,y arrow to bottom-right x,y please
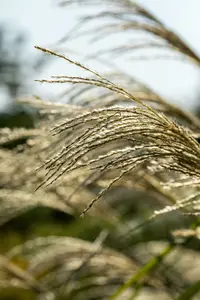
34,46 -> 200,218
0,234 -> 186,300
2,123 -> 198,299
57,0 -> 200,66
57,70 -> 200,134
1,234 -> 200,299
0,234 -> 142,299
0,121 -> 118,225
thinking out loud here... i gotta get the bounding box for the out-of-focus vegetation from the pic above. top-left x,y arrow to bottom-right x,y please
0,25 -> 49,129
1,1 -> 200,300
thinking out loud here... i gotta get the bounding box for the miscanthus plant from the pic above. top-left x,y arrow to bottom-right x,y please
1,1 -> 200,299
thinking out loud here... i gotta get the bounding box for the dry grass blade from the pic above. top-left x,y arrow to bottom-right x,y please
172,227 -> 200,239
0,189 -> 70,226
0,254 -> 49,297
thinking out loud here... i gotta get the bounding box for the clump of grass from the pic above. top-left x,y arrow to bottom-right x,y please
1,1 -> 200,300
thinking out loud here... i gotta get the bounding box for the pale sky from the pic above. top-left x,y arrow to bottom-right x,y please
0,0 -> 200,110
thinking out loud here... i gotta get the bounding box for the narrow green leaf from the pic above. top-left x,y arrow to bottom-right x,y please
109,243 -> 174,300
